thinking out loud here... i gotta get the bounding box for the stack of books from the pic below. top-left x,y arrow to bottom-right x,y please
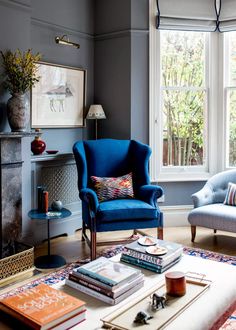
0,283 -> 86,329
66,256 -> 144,305
120,236 -> 183,273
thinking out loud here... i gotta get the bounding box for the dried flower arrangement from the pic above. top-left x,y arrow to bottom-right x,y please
0,49 -> 41,94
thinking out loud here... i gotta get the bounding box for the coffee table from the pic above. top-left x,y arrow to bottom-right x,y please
55,253 -> 236,330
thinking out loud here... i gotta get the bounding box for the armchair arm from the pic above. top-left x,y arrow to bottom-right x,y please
191,184 -> 213,208
79,188 -> 99,214
138,185 -> 163,207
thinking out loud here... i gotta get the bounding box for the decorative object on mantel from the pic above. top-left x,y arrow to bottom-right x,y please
0,49 -> 41,132
55,35 -> 80,49
46,150 -> 58,154
31,128 -> 46,155
86,104 -> 106,139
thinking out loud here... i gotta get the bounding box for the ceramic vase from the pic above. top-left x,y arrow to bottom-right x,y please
7,93 -> 29,132
31,135 -> 46,155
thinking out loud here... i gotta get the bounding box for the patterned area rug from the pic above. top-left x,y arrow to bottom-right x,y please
0,246 -> 236,329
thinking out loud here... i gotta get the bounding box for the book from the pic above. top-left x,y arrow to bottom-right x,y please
123,237 -> 183,267
0,309 -> 86,330
75,256 -> 141,287
72,268 -> 140,292
68,273 -> 144,298
51,311 -> 86,330
65,278 -> 144,305
0,283 -> 86,330
120,254 -> 182,273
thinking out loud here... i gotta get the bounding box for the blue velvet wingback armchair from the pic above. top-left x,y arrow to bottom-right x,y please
73,139 -> 164,260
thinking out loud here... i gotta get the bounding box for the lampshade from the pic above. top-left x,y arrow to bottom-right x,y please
86,104 -> 106,120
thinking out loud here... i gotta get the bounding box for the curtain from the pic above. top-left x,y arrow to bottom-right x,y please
156,0 -> 218,32
219,0 -> 236,32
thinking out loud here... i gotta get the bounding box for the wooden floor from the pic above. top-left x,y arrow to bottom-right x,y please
35,226 -> 236,264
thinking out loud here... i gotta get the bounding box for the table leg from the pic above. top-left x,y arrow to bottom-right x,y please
47,218 -> 50,256
34,219 -> 66,269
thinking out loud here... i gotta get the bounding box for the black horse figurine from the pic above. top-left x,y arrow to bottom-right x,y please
151,293 -> 166,310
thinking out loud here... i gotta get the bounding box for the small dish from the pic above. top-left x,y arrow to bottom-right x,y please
145,245 -> 168,256
46,150 -> 58,155
138,236 -> 158,246
46,211 -> 62,217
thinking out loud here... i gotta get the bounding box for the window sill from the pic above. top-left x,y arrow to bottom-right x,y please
153,172 -> 211,183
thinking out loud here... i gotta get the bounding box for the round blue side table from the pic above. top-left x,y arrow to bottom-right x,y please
28,208 -> 71,269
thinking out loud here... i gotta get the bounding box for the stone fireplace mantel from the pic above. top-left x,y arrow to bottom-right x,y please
0,132 -> 35,258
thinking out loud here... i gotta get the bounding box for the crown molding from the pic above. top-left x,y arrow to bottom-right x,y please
31,18 -> 94,41
0,0 -> 31,12
95,29 -> 148,41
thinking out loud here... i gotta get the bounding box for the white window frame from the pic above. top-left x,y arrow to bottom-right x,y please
223,32 -> 236,170
149,0 -> 220,182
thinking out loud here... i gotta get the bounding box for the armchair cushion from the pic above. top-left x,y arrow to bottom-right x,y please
188,203 -> 236,232
97,199 -> 158,222
224,182 -> 236,206
90,172 -> 134,202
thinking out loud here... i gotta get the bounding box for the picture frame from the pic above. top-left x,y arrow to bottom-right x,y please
31,61 -> 86,128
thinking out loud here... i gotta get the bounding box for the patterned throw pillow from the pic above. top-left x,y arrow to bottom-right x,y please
224,182 -> 236,206
90,172 -> 134,202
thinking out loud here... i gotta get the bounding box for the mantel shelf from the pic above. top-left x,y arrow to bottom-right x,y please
31,152 -> 74,163
0,131 -> 37,138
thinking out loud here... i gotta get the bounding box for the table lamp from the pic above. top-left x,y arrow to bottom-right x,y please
86,104 -> 106,139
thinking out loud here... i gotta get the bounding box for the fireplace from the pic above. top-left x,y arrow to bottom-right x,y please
0,132 -> 34,258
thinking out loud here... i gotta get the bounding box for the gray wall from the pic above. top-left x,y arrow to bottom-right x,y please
0,0 -> 206,209
30,0 -> 94,149
94,0 -> 131,139
94,0 -> 206,205
94,0 -> 149,142
0,0 -> 94,149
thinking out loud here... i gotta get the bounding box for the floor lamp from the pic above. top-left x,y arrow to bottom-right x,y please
86,104 -> 106,139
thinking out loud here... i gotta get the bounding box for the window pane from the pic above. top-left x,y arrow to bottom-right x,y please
227,90 -> 236,167
162,90 -> 206,167
228,32 -> 236,86
161,31 -> 205,88
160,30 -> 207,170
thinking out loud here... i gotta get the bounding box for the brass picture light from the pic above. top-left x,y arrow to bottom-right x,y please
55,35 -> 80,49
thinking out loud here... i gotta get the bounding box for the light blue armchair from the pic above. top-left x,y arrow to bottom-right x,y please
188,169 -> 236,242
73,139 -> 164,260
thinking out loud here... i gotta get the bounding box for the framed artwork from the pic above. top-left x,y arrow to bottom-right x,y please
31,61 -> 86,128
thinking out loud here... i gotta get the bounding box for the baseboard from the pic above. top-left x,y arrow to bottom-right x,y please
160,205 -> 193,227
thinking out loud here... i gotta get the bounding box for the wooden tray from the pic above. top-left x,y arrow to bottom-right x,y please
101,273 -> 211,330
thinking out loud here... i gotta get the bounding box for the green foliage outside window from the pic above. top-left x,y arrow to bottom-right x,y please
228,34 -> 236,167
161,31 -> 205,167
